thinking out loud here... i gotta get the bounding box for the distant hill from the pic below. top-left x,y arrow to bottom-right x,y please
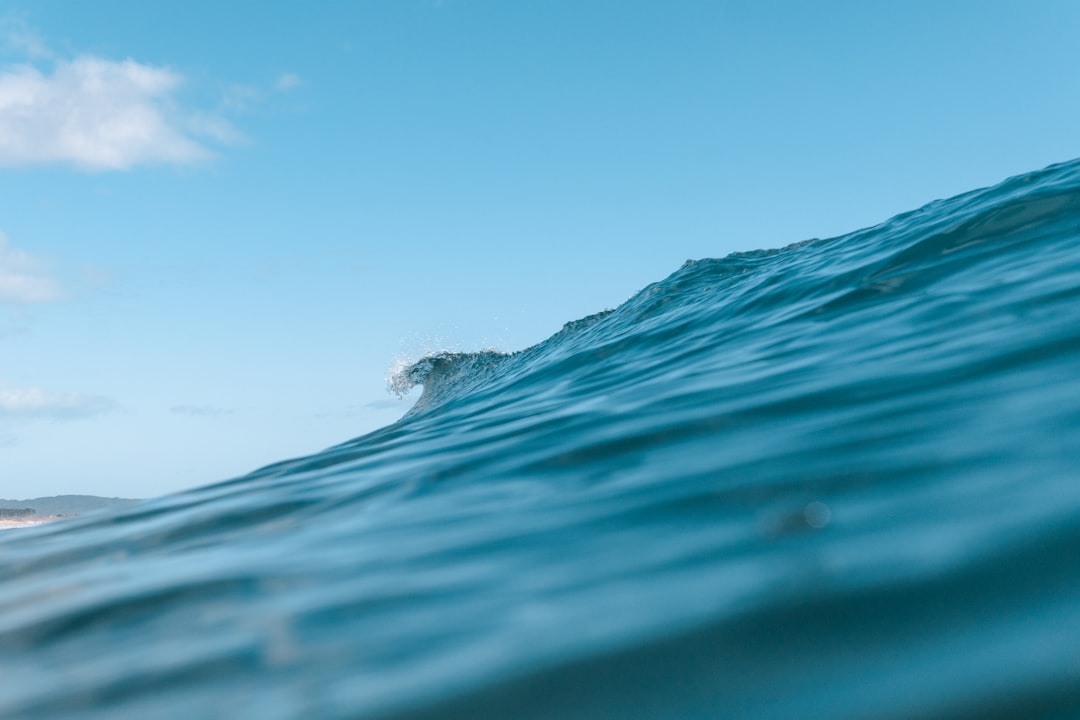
0,495 -> 143,517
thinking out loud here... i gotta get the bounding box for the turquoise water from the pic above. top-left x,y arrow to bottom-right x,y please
3,160 -> 1080,719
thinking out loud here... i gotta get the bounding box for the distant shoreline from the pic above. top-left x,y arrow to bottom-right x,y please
0,495 -> 142,519
0,516 -> 64,530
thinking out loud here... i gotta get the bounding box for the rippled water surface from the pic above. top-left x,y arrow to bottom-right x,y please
3,160 -> 1080,719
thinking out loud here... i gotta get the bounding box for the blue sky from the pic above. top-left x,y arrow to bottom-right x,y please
2,1 -> 1079,499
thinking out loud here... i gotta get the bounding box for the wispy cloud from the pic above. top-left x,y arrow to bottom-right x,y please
0,232 -> 61,304
1,16 -> 53,58
0,321 -> 30,338
225,73 -> 300,112
0,384 -> 113,420
314,398 -> 412,421
221,83 -> 262,112
170,404 -> 234,418
3,29 -> 51,60
365,398 -> 408,411
275,73 -> 302,91
0,44 -> 238,170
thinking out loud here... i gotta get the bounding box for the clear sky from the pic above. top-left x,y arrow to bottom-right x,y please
2,1 -> 1078,500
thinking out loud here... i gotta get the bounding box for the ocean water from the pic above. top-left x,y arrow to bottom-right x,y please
3,160 -> 1080,719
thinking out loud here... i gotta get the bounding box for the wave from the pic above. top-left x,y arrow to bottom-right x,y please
3,159 -> 1080,719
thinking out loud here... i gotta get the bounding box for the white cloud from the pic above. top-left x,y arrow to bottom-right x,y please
0,55 -> 236,170
0,232 -> 61,303
0,384 -> 113,420
275,73 -> 301,91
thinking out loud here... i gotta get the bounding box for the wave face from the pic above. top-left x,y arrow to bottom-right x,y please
4,161 -> 1080,719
